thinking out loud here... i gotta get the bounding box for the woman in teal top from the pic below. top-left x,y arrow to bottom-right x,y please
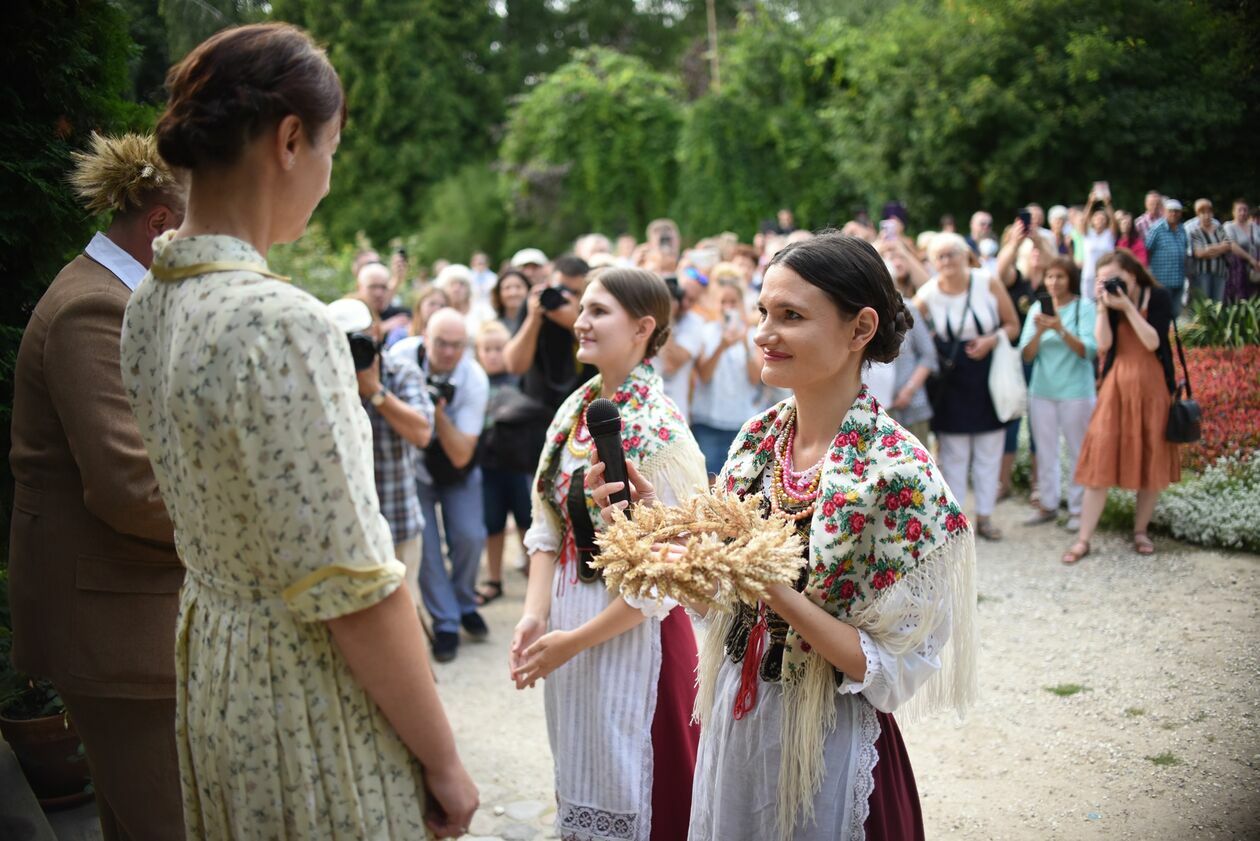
1019,256 -> 1097,529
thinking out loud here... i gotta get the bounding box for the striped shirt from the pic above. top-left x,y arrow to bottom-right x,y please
1144,218 -> 1189,289
1135,211 -> 1161,238
1189,223 -> 1229,278
365,353 -> 433,543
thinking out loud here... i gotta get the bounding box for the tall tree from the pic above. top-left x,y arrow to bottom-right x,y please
0,0 -> 146,551
270,0 -> 503,245
818,0 -> 1259,226
500,47 -> 683,254
673,8 -> 842,238
158,0 -> 268,61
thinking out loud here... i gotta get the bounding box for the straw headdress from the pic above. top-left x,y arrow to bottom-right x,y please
68,132 -> 182,216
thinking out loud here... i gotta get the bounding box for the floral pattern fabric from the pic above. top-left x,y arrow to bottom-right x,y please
121,232 -> 428,840
717,386 -> 969,685
533,359 -> 691,548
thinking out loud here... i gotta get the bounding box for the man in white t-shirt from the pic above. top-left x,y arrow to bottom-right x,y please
388,309 -> 490,664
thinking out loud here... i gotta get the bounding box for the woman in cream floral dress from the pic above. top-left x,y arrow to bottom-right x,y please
120,23 -> 477,839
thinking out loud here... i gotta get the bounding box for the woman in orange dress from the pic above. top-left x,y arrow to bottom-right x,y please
1063,249 -> 1180,563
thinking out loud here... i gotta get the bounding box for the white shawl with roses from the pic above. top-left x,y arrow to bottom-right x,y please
695,387 -> 978,840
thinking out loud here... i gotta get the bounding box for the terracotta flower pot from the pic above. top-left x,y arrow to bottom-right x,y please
0,711 -> 92,809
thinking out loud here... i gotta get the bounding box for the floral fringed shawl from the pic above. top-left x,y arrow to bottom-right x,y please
695,386 -> 978,840
532,359 -> 706,564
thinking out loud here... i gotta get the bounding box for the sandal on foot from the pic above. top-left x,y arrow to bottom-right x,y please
975,519 -> 1003,541
474,580 -> 504,606
1061,540 -> 1090,565
1133,533 -> 1155,556
1023,508 -> 1058,526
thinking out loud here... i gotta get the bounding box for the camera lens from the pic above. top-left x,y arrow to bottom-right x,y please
539,286 -> 568,311
347,333 -> 379,371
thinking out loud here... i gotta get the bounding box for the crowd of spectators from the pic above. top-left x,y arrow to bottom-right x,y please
341,188 -> 1259,659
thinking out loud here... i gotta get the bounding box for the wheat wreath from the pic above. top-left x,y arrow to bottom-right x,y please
592,492 -> 805,611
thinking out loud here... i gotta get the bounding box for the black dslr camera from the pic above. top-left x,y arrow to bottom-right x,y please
426,374 -> 457,406
347,332 -> 380,372
539,285 -> 572,311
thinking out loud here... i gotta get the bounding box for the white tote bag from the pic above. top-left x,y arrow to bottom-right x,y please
988,331 -> 1027,422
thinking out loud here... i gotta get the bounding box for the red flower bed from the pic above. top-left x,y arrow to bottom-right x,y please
1180,346 -> 1260,472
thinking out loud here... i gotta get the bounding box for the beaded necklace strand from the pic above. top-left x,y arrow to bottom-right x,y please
566,409 -> 593,459
769,407 -> 827,522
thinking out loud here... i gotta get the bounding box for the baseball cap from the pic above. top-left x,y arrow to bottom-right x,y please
510,248 -> 548,267
327,298 -> 373,333
1164,199 -> 1183,211
436,263 -> 474,287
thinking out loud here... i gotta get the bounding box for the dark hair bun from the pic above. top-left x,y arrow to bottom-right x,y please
156,23 -> 345,170
865,298 -> 914,364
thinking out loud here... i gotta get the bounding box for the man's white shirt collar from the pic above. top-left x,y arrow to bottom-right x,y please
85,232 -> 146,292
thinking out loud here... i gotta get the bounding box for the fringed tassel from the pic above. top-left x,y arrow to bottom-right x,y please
692,608 -> 734,727
639,438 -> 711,506
773,530 -> 978,840
848,529 -> 978,723
732,613 -> 766,719
775,651 -> 839,841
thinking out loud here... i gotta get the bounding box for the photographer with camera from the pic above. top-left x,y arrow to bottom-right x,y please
389,308 -> 490,663
328,298 -> 433,609
503,254 -> 594,413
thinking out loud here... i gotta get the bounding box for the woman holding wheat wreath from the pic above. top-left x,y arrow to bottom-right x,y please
508,267 -> 709,841
590,233 -> 978,841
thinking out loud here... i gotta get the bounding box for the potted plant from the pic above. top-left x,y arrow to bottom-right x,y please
0,568 -> 92,808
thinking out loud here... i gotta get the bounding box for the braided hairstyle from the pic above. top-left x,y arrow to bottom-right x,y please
767,230 -> 913,365
156,23 -> 345,170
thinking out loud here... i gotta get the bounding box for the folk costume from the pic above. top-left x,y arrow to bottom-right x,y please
523,360 -> 708,841
689,387 -> 977,841
122,232 -> 432,839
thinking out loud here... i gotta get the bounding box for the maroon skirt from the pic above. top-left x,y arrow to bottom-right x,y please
649,607 -> 700,841
863,711 -> 925,841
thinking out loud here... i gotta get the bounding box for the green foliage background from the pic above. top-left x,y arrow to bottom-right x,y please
1,0 -> 1257,435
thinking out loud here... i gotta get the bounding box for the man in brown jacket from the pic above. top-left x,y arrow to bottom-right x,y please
8,134 -> 186,840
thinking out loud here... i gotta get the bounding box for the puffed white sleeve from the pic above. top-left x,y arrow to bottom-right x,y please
522,489 -> 562,555
838,603 -> 952,714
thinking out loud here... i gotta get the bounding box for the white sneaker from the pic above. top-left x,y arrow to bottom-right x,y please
1065,516 -> 1080,531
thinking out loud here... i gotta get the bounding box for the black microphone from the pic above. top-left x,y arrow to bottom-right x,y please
585,398 -> 632,511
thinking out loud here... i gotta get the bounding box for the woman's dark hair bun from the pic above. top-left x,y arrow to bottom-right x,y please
156,23 -> 345,170
768,230 -> 912,366
866,298 -> 914,364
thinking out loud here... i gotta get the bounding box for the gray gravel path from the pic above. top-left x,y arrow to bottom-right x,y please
439,496 -> 1260,841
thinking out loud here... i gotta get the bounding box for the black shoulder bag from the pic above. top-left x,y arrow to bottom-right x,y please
924,274 -> 975,412
1165,318 -> 1202,444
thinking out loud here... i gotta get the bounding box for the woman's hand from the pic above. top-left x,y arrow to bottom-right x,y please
1096,279 -> 1131,311
508,614 -> 546,684
964,332 -> 999,360
586,459 -> 657,523
1033,313 -> 1062,334
423,759 -> 480,839
512,630 -> 580,689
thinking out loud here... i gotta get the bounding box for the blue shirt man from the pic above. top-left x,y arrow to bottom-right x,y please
1144,200 -> 1188,317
